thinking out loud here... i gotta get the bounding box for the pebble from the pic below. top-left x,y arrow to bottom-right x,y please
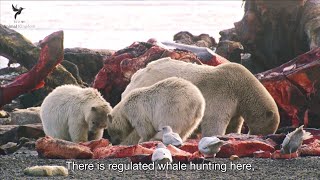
0,110 -> 9,118
230,155 -> 240,161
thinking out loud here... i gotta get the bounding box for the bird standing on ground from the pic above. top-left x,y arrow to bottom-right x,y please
152,143 -> 172,178
161,126 -> 183,147
12,4 -> 25,20
280,125 -> 313,158
198,136 -> 224,162
0,137 -> 29,155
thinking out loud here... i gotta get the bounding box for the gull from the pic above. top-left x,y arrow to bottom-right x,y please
161,126 -> 183,147
152,143 -> 172,178
281,125 -> 313,159
198,136 -> 224,162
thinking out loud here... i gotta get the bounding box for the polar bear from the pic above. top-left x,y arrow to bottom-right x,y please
122,57 -> 280,137
106,77 -> 205,145
40,84 -> 112,143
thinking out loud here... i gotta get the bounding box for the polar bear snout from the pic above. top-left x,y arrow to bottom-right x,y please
88,131 -> 96,141
107,129 -> 123,145
88,118 -> 108,131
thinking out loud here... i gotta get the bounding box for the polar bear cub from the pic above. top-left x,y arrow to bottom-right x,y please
40,84 -> 112,142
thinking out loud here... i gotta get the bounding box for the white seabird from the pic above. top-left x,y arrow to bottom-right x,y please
198,136 -> 224,161
161,126 -> 183,147
152,143 -> 173,177
280,125 -> 313,158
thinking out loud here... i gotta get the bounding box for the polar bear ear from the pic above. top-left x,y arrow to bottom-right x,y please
107,114 -> 113,123
266,110 -> 274,119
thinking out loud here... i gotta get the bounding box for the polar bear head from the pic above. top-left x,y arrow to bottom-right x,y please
106,112 -> 133,145
87,105 -> 111,133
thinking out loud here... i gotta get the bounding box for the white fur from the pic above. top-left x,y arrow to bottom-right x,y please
107,77 -> 205,145
40,84 -> 112,142
24,166 -> 68,176
122,58 -> 280,137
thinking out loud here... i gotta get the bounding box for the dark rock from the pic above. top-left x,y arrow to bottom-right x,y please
220,0 -> 320,73
9,107 -> 41,125
173,31 -> 217,49
0,137 -> 30,155
0,123 -> 44,145
0,118 -> 10,125
0,24 -> 40,69
215,40 -> 244,63
61,60 -> 84,85
19,64 -> 79,108
219,28 -> 239,42
24,140 -> 36,149
64,48 -> 113,85
0,66 -> 28,85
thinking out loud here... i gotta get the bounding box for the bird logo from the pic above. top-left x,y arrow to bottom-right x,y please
12,4 -> 25,20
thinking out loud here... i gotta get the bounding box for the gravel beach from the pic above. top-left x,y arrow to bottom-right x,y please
0,148 -> 320,179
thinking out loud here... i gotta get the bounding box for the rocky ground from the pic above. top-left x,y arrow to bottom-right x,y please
0,147 -> 319,179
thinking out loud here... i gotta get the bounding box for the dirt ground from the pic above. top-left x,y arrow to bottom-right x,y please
0,148 -> 320,179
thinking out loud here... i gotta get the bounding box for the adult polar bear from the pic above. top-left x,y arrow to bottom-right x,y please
122,57 -> 280,137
